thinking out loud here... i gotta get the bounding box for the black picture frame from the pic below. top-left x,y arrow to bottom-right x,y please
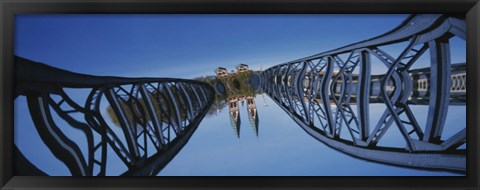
1,0 -> 479,189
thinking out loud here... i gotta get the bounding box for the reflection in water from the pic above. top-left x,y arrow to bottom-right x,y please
14,56 -> 215,176
264,63 -> 466,173
261,14 -> 466,173
214,64 -> 260,138
298,63 -> 466,105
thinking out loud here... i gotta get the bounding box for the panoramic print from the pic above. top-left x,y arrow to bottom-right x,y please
14,14 -> 466,176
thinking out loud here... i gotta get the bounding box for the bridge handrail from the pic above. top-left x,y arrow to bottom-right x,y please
261,14 -> 466,173
276,14 -> 464,66
15,56 -> 208,90
14,56 -> 215,176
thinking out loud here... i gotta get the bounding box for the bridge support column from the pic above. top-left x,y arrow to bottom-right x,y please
357,51 -> 371,141
319,57 -> 335,137
424,38 -> 451,143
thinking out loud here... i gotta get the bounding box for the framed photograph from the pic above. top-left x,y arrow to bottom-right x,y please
1,0 -> 479,189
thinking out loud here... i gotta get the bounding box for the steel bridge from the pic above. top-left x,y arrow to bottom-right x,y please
14,56 -> 215,176
261,14 -> 466,173
14,14 -> 466,175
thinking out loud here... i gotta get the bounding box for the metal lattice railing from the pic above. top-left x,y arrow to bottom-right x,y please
261,14 -> 466,173
15,56 -> 215,176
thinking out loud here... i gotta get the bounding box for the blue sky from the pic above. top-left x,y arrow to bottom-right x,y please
15,14 -> 413,78
14,14 -> 466,176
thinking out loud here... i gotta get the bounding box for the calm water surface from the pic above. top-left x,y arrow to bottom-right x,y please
157,93 -> 464,176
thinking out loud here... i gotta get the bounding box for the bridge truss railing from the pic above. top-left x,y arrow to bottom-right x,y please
261,14 -> 466,173
15,56 -> 215,176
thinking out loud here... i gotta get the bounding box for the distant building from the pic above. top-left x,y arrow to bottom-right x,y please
215,67 -> 229,78
236,64 -> 249,73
